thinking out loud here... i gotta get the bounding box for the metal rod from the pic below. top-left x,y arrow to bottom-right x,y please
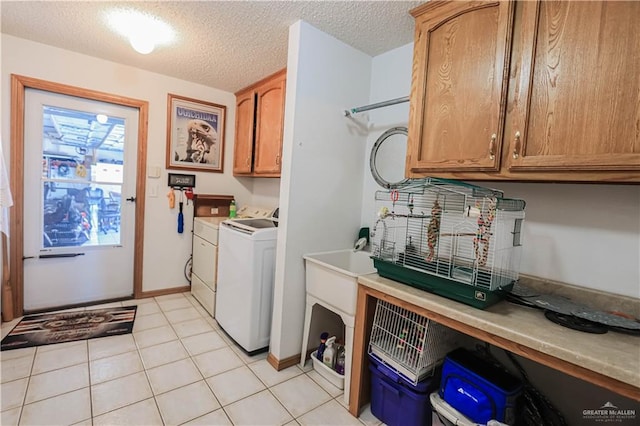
344,96 -> 410,117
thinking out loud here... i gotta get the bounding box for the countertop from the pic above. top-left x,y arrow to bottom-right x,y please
357,273 -> 640,392
193,216 -> 228,229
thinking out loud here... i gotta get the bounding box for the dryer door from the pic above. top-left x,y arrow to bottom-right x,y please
192,235 -> 217,290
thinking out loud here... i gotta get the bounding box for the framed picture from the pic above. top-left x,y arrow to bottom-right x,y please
166,94 -> 226,173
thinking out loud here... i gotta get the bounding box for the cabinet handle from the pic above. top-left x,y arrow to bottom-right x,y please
489,134 -> 496,160
512,131 -> 521,159
246,157 -> 250,166
276,154 -> 280,165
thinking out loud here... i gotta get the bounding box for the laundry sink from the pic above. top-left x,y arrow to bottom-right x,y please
303,249 -> 376,316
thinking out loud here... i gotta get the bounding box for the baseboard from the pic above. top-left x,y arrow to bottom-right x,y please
19,285 -> 190,317
139,286 -> 190,299
267,352 -> 302,371
23,295 -> 134,316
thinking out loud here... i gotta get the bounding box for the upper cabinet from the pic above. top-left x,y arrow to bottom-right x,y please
506,0 -> 640,174
233,90 -> 256,175
233,69 -> 286,177
407,0 -> 640,183
407,1 -> 514,173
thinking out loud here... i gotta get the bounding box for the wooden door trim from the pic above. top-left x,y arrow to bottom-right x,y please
9,74 -> 148,317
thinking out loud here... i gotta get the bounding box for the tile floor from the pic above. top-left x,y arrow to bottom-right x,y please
1,292 -> 383,426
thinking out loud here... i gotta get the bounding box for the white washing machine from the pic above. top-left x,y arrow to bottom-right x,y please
215,217 -> 278,353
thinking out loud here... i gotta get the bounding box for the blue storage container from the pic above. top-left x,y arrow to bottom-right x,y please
439,348 -> 522,425
369,353 -> 438,426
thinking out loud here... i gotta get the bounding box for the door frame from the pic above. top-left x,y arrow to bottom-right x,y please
9,74 -> 149,317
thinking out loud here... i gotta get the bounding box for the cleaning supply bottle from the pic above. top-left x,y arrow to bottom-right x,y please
316,332 -> 329,361
322,336 -> 337,369
229,199 -> 237,218
335,344 -> 346,375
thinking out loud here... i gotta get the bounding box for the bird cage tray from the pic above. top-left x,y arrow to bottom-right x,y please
373,257 -> 513,309
370,178 -> 525,310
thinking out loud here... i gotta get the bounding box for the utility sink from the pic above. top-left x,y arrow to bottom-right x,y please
301,249 -> 376,408
303,249 -> 376,316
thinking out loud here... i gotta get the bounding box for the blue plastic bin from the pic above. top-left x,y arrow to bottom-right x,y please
369,354 -> 437,426
440,348 -> 522,425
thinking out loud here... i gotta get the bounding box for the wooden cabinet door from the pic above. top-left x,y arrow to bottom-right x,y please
407,1 -> 515,174
506,0 -> 640,173
253,72 -> 286,176
233,90 -> 255,175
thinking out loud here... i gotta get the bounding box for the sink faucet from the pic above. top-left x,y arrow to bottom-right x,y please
353,237 -> 368,252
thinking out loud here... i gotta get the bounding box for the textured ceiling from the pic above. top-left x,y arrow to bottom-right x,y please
1,1 -> 423,93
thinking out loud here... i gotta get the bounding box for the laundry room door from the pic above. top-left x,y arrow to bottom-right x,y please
22,88 -> 138,311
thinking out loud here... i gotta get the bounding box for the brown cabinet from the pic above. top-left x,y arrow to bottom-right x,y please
407,1 -> 514,173
233,69 -> 286,177
407,1 -> 640,183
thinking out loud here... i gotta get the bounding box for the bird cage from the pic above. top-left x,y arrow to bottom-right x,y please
368,299 -> 463,384
370,178 -> 526,309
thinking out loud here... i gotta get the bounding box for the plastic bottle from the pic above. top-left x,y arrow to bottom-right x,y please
316,332 -> 329,361
229,199 -> 237,218
335,345 -> 345,375
322,336 -> 337,369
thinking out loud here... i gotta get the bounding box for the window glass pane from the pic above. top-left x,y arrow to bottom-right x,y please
41,105 -> 125,249
43,183 -> 122,248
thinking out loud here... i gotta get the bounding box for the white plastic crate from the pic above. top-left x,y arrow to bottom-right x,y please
368,299 -> 462,384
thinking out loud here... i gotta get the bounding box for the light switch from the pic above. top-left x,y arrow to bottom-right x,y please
148,184 -> 158,197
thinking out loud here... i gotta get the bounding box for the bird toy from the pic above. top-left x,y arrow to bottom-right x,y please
397,328 -> 408,350
426,199 -> 442,262
473,199 -> 496,266
390,190 -> 399,216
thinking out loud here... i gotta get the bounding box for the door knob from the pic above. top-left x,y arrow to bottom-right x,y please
126,196 -> 136,202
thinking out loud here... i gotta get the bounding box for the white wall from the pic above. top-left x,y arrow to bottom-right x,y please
270,21 -> 372,360
0,34 -> 278,295
360,43 -> 414,228
362,42 -> 640,299
250,178 -> 281,211
485,182 -> 640,298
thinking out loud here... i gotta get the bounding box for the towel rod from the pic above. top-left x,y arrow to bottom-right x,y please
344,96 -> 409,117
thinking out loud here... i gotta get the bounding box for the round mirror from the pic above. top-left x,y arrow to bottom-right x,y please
370,127 -> 409,189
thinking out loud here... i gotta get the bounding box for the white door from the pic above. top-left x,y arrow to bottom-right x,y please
23,88 -> 138,311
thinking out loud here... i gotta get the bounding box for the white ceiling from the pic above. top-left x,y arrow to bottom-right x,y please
1,1 -> 422,93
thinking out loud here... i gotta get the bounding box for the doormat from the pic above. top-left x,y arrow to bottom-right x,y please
1,306 -> 137,351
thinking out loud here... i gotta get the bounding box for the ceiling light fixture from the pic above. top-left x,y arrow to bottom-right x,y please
106,9 -> 175,55
129,35 -> 155,55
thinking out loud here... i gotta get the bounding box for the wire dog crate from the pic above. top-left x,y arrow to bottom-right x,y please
371,178 -> 526,309
368,300 -> 462,384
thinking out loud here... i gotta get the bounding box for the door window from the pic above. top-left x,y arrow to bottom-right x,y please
40,106 -> 125,248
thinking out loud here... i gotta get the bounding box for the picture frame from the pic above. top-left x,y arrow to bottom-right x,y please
166,94 -> 226,173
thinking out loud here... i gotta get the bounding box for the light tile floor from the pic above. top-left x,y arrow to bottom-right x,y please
1,292 -> 382,426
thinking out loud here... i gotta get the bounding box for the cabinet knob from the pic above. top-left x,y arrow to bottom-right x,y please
489,134 -> 497,160
512,131 -> 521,159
